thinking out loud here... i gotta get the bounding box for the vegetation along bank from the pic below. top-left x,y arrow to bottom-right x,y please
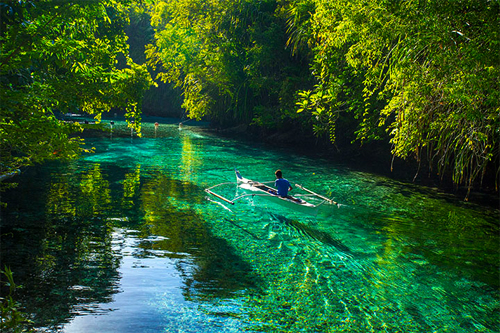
1,0 -> 498,201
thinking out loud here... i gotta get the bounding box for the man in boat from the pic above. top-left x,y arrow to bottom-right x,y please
274,170 -> 293,198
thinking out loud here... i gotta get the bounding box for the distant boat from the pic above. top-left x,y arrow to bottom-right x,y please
0,169 -> 20,182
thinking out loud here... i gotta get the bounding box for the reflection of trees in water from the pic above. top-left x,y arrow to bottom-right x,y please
1,163 -> 262,329
25,216 -> 121,328
1,162 -> 120,329
122,165 -> 141,210
139,172 -> 263,300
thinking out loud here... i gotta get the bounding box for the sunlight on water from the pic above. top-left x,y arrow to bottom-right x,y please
1,119 -> 498,332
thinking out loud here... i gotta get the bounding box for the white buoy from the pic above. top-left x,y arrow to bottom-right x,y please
110,121 -> 114,139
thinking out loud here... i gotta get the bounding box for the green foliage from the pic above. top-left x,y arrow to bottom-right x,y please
0,0 -> 154,178
0,267 -> 33,332
147,0 -> 312,127
145,0 -> 499,193
2,0 -> 496,195
291,0 -> 500,195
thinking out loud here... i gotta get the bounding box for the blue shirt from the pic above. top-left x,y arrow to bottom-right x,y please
275,178 -> 291,197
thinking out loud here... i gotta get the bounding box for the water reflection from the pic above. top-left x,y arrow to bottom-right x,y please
122,165 -> 141,210
180,131 -> 202,183
1,158 -> 260,331
2,164 -> 118,329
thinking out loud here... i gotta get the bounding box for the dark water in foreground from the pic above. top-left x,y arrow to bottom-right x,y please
1,120 -> 499,332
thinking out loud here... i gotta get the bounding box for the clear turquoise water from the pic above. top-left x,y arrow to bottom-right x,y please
1,119 -> 498,332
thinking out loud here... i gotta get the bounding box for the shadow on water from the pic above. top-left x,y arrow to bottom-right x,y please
269,213 -> 351,255
224,218 -> 262,240
0,161 -> 263,330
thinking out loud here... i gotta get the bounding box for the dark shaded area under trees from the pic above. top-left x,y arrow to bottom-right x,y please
125,5 -> 184,118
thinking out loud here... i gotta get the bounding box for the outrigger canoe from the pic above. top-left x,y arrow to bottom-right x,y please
205,170 -> 339,216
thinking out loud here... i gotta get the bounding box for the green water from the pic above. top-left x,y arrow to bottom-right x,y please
1,119 -> 498,332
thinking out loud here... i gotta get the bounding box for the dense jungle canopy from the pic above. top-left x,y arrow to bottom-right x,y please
1,0 -> 499,198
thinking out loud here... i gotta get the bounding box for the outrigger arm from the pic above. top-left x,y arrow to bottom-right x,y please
295,184 -> 340,207
205,189 -> 235,205
205,182 -> 237,205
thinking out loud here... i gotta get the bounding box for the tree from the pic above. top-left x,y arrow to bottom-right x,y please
292,0 -> 500,196
0,0 -> 153,180
146,0 -> 312,129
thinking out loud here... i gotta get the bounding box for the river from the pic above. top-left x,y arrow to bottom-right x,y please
1,118 -> 498,332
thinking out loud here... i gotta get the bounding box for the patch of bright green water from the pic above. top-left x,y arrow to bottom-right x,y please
1,119 -> 498,332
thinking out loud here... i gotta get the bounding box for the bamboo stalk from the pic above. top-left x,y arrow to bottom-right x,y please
295,184 -> 339,206
205,189 -> 235,205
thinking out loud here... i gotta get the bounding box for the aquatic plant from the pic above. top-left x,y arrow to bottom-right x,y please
0,267 -> 33,333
